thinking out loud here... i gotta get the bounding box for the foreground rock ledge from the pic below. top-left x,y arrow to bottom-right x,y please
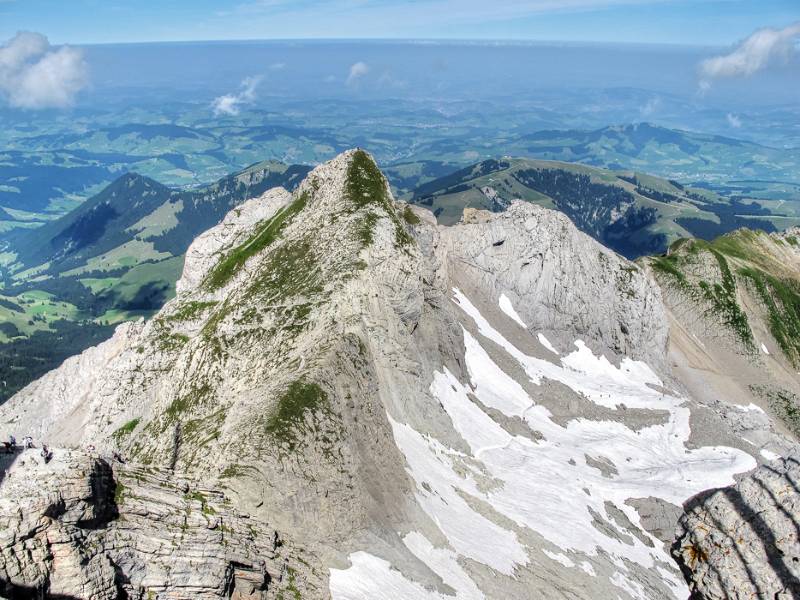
0,449 -> 320,599
674,454 -> 800,599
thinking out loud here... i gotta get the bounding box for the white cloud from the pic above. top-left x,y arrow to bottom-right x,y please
699,21 -> 800,89
346,61 -> 369,86
726,113 -> 742,128
269,62 -> 286,70
639,96 -> 661,117
0,31 -> 88,109
212,75 -> 261,116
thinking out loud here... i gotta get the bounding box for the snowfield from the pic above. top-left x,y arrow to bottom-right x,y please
330,290 -> 756,600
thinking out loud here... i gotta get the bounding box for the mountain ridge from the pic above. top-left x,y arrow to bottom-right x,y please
0,149 -> 795,599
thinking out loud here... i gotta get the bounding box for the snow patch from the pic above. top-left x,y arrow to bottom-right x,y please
498,293 -> 527,329
537,333 -> 559,355
388,416 -> 528,575
761,448 -> 780,461
330,552 -> 454,600
542,549 -> 575,568
761,343 -> 770,355
337,288 -> 756,600
329,535 -> 485,600
403,532 -> 485,600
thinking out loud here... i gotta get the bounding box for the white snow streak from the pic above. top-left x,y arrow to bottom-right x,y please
329,533 -> 484,600
761,448 -> 780,461
542,549 -> 575,568
761,343 -> 770,355
537,333 -> 559,355
498,293 -> 527,328
331,288 -> 756,600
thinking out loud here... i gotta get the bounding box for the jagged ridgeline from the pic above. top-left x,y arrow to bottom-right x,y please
1,149 -> 798,600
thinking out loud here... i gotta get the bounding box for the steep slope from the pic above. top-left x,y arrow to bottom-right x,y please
643,228 -> 800,441
0,150 -> 793,599
0,160 -> 311,403
409,157 -> 788,259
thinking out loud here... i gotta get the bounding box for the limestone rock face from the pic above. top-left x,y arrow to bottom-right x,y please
674,455 -> 800,599
442,202 -> 668,366
0,449 -> 319,599
0,149 -> 795,600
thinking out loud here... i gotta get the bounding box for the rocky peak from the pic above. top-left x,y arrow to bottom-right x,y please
0,150 -> 794,600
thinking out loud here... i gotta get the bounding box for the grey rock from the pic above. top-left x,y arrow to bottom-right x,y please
0,449 -> 321,599
674,454 -> 800,599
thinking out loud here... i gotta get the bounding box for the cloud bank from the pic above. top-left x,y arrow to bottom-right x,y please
212,76 -> 261,116
346,62 -> 369,86
726,113 -> 742,128
700,21 -> 800,89
0,31 -> 88,109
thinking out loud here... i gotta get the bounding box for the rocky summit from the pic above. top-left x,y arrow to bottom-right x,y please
0,149 -> 798,599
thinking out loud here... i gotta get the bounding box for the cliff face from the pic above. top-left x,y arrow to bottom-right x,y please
0,150 -> 794,599
0,449 -> 318,600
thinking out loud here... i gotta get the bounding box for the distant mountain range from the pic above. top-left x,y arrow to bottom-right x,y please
410,157 -> 799,258
2,160 -> 311,280
510,123 -> 800,184
2,120 -> 798,235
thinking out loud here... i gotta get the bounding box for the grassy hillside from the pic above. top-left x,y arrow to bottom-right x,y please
648,228 -> 800,364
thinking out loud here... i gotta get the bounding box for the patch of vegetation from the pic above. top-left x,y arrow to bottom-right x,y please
205,191 -> 310,290
114,479 -> 127,506
219,464 -> 246,479
249,239 -> 323,304
707,229 -> 761,263
739,267 -> 800,365
112,418 -> 141,442
356,211 -> 379,247
0,322 -> 20,338
650,255 -> 687,286
265,380 -> 328,450
651,240 -> 753,348
155,331 -> 190,352
0,298 -> 23,313
751,384 -> 800,437
185,490 -> 216,516
786,235 -> 798,247
165,300 -> 218,322
346,150 -> 413,248
700,249 -> 753,348
346,150 -> 390,208
165,383 -> 213,424
402,205 -> 421,225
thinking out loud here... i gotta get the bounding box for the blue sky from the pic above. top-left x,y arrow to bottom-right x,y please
0,0 -> 797,46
